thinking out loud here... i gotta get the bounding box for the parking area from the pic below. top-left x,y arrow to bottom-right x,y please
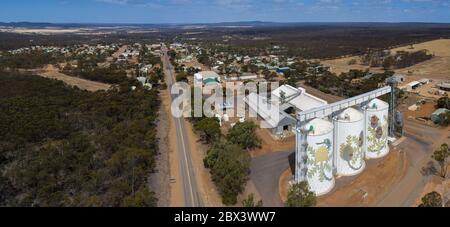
250,151 -> 294,207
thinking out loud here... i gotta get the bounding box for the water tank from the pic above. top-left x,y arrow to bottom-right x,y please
335,108 -> 366,176
364,98 -> 390,159
304,118 -> 335,196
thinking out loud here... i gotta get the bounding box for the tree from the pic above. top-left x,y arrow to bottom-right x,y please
263,70 -> 277,81
438,112 -> 450,126
419,191 -> 443,207
242,193 -> 263,207
194,118 -> 221,144
432,143 -> 449,178
436,97 -> 450,109
227,121 -> 261,150
203,141 -> 250,205
285,182 -> 316,207
241,64 -> 249,73
176,71 -> 188,82
0,74 -> 160,207
348,59 -> 357,65
123,189 -> 157,207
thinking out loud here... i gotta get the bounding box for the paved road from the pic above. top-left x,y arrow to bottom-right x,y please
161,45 -> 202,207
376,120 -> 447,207
250,151 -> 294,207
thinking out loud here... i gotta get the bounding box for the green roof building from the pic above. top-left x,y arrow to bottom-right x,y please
431,108 -> 450,124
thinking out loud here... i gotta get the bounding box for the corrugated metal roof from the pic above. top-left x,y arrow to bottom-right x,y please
245,93 -> 294,128
432,108 -> 450,115
272,85 -> 328,111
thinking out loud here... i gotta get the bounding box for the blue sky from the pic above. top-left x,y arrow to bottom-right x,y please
1,0 -> 450,23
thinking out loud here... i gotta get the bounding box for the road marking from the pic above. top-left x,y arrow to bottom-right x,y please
163,50 -> 200,207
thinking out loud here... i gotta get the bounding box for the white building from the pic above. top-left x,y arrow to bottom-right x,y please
140,64 -> 153,74
403,81 -> 422,91
271,85 -> 328,112
194,71 -> 221,86
244,93 -> 296,135
244,85 -> 328,136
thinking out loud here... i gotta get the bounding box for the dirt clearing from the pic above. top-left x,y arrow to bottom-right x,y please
31,65 -> 111,92
149,90 -> 171,207
250,128 -> 295,158
317,150 -> 407,207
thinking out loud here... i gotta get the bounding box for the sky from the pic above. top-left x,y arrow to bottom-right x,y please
0,0 -> 450,24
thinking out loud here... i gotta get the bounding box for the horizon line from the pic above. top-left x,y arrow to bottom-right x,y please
2,21 -> 450,26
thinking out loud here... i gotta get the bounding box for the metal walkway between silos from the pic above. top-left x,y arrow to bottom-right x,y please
297,86 -> 392,122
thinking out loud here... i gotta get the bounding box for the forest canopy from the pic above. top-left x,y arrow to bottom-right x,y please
0,73 -> 160,207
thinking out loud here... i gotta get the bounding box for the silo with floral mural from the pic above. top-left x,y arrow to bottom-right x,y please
335,108 -> 366,176
364,98 -> 390,159
304,118 -> 335,196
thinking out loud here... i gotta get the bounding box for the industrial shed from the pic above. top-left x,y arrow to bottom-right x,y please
244,92 -> 296,135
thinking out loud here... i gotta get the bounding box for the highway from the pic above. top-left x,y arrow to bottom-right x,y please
161,44 -> 202,207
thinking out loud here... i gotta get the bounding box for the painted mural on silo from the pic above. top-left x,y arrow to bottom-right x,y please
305,118 -> 335,196
365,98 -> 389,159
335,108 -> 366,176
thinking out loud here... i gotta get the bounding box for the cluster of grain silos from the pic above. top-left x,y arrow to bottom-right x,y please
302,98 -> 390,195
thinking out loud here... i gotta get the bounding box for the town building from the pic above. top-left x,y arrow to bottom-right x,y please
194,71 -> 221,86
431,108 -> 450,124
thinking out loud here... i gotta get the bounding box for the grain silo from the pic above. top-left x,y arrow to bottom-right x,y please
334,108 -> 366,176
304,118 -> 335,195
364,98 -> 390,159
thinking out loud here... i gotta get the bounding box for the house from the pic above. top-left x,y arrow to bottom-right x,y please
431,108 -> 450,124
140,64 -> 153,74
136,77 -> 152,90
403,81 -> 422,91
194,71 -> 221,86
419,78 -> 432,85
437,82 -> 450,91
276,67 -> 291,74
217,101 -> 234,111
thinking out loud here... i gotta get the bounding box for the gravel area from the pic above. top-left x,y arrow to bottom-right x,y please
149,99 -> 171,207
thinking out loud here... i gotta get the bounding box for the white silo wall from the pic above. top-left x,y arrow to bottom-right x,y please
364,98 -> 390,159
335,108 -> 366,176
304,118 -> 335,196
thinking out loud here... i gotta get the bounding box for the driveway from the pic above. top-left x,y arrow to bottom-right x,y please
250,151 -> 294,207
